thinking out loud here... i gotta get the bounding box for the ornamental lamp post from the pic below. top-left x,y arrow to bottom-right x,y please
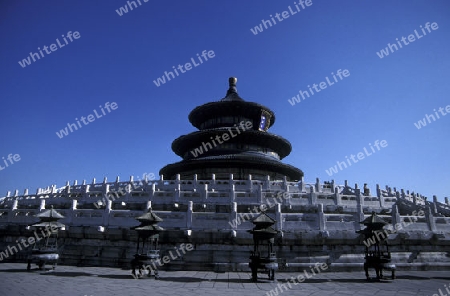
27,206 -> 65,271
130,208 -> 164,279
357,211 -> 396,280
248,211 -> 279,282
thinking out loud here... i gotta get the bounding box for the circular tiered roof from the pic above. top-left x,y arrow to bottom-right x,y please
159,77 -> 303,181
189,77 -> 275,130
189,101 -> 276,130
171,129 -> 292,159
159,154 -> 303,181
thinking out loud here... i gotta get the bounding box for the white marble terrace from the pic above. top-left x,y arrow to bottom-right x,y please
1,174 -> 448,234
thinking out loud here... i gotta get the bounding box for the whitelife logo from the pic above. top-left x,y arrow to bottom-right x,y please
414,104 -> 450,130
152,50 -> 215,87
376,22 -> 439,59
288,69 -> 350,106
189,121 -> 252,158
265,263 -> 328,296
228,191 -> 290,228
131,243 -> 194,279
0,224 -> 59,261
55,102 -> 118,139
430,283 -> 450,296
250,0 -> 313,35
18,31 -> 81,68
0,153 -> 21,171
363,210 -> 425,248
115,0 -> 149,16
325,140 -> 388,176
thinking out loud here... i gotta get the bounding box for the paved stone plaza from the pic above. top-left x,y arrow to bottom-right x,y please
0,263 -> 448,296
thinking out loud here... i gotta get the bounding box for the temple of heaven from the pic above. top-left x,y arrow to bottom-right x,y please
0,77 -> 449,273
160,77 -> 303,181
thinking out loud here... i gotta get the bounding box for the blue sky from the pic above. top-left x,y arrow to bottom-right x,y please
0,0 -> 449,201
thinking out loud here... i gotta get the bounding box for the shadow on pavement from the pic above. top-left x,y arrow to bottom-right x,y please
394,275 -> 433,280
98,274 -> 138,279
0,268 -> 30,273
156,277 -> 205,282
276,278 -> 391,284
39,271 -> 92,277
2,265 -> 448,285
